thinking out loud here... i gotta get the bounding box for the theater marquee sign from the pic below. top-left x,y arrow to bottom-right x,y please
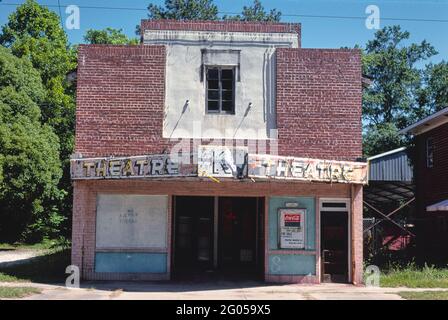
70,154 -> 197,180
71,150 -> 368,184
247,154 -> 368,185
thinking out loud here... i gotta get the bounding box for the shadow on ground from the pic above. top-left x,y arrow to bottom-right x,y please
0,249 -> 331,295
79,279 -> 284,293
0,248 -> 70,283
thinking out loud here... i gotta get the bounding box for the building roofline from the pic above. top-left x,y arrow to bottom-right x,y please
367,147 -> 407,161
399,107 -> 448,135
140,19 -> 301,35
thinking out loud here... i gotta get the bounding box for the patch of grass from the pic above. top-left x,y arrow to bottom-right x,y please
0,273 -> 24,282
0,286 -> 41,299
399,291 -> 448,300
380,263 -> 448,288
0,247 -> 71,283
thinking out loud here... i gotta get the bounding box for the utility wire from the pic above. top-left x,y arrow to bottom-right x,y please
0,2 -> 447,23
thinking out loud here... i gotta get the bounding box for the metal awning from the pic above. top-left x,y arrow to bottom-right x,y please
427,199 -> 448,212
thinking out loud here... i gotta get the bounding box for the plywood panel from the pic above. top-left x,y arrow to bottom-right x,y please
96,194 -> 168,249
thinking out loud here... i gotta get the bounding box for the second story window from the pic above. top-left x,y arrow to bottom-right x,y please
426,137 -> 434,168
206,67 -> 235,114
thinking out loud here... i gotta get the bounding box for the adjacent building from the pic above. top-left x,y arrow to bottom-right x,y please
400,107 -> 448,264
71,20 -> 367,284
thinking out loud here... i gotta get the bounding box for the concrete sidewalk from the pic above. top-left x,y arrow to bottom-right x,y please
4,280 -> 447,300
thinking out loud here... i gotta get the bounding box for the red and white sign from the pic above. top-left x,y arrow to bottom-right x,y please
278,208 -> 306,249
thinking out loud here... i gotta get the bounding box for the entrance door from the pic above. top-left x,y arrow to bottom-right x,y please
174,196 -> 214,275
218,197 -> 258,277
320,200 -> 350,283
173,196 -> 263,280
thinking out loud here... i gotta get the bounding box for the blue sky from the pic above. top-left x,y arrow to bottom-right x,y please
0,0 -> 447,63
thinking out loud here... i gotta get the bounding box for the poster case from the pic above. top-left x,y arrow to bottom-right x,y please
278,208 -> 306,249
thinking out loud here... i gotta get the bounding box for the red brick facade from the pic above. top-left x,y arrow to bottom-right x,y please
75,47 -> 362,162
75,45 -> 169,157
72,20 -> 364,284
72,179 -> 363,283
276,48 -> 363,161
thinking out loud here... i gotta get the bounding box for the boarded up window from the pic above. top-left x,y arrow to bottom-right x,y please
96,194 -> 168,249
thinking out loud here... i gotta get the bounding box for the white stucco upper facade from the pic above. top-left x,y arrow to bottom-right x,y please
143,29 -> 299,140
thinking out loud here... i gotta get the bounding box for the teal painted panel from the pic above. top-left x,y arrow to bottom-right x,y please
268,254 -> 316,275
95,252 -> 167,273
268,197 -> 316,250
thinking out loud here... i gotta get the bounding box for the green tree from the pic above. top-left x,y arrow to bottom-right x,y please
224,0 -> 281,22
361,25 -> 437,156
0,0 -> 76,160
148,0 -> 219,20
418,61 -> 448,114
0,0 -> 75,240
362,123 -> 404,157
0,47 -> 63,242
84,28 -> 139,45
139,1 -> 282,34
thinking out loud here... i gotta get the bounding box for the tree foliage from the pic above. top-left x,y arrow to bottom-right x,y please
361,25 -> 441,156
419,61 -> 448,114
84,28 -> 139,45
223,0 -> 281,22
0,47 -> 63,242
0,0 -> 74,242
362,26 -> 437,129
0,0 -> 74,83
145,0 -> 281,22
0,0 -> 76,160
147,0 -> 219,20
362,123 -> 404,157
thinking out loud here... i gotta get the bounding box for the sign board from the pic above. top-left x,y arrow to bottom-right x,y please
70,154 -> 196,180
278,208 -> 306,249
248,154 -> 368,185
70,150 -> 367,185
198,146 -> 248,178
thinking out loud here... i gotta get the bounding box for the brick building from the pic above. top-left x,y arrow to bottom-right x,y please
71,20 -> 368,284
400,107 -> 448,264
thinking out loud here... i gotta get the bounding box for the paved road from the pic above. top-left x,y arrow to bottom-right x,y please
0,281 -> 425,300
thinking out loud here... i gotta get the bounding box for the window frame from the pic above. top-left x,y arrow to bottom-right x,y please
426,137 -> 434,168
205,66 -> 236,115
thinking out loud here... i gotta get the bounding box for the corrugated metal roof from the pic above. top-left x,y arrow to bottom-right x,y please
368,148 -> 413,182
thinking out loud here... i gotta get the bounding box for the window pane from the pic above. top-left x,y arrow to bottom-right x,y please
222,90 -> 233,101
208,90 -> 219,100
207,68 -> 219,79
222,100 -> 234,112
222,80 -> 233,90
221,69 -> 233,80
206,67 -> 235,114
208,80 -> 219,89
208,100 -> 219,111
427,138 -> 434,168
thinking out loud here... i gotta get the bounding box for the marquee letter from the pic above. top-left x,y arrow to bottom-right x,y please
122,159 -> 135,176
83,162 -> 95,177
109,160 -> 121,176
